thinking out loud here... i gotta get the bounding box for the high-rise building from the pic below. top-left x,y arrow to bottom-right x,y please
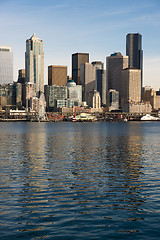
25,33 -> 44,96
18,69 -> 25,84
25,82 -> 36,109
14,82 -> 22,108
88,89 -> 101,109
108,89 -> 119,111
142,86 -> 160,110
44,85 -> 67,111
121,68 -> 141,111
96,69 -> 106,105
91,61 -> 103,70
92,61 -> 106,105
80,62 -> 96,102
126,33 -> 143,86
0,82 -> 22,108
72,53 -> 89,85
17,69 -> 26,107
0,46 -> 13,84
106,52 -> 128,104
48,65 -> 67,86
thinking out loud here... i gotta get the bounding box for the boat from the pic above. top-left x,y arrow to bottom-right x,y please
75,113 -> 97,122
123,118 -> 128,122
140,114 -> 160,121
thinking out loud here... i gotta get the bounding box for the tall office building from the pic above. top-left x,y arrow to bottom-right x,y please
96,69 -> 106,105
80,62 -> 96,102
108,89 -> 119,111
0,46 -> 13,84
126,33 -> 143,86
121,68 -> 141,110
88,90 -> 101,108
106,52 -> 128,104
91,61 -> 103,70
44,85 -> 67,111
91,61 -> 106,105
48,65 -> 67,86
25,33 -> 44,96
18,69 -> 25,84
72,53 -> 89,85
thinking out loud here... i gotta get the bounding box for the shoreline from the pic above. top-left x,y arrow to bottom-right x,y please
0,118 -> 160,122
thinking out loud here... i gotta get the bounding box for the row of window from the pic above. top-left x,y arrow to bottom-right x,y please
0,49 -> 10,52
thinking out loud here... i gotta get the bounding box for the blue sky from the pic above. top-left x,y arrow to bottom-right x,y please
1,0 -> 160,89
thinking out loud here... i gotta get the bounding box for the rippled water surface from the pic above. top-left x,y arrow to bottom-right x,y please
0,122 -> 160,239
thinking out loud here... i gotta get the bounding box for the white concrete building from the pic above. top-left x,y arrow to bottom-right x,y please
88,89 -> 101,109
66,79 -> 82,102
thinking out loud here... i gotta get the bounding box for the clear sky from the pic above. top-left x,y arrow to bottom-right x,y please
1,0 -> 160,89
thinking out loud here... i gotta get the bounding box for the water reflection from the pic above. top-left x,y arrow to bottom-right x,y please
0,122 -> 160,239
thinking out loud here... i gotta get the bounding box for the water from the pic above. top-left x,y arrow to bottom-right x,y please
0,121 -> 160,240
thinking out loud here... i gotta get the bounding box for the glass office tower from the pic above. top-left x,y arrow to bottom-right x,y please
25,33 -> 44,96
0,46 -> 13,84
72,53 -> 89,85
126,33 -> 143,87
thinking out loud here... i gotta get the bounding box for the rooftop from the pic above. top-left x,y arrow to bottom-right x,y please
110,52 -> 122,57
29,33 -> 41,41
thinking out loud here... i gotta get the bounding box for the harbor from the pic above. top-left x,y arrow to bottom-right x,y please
0,110 -> 160,122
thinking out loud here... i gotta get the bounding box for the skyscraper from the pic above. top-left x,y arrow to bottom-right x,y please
80,62 -> 96,102
91,61 -> 106,105
108,89 -> 119,111
121,68 -> 141,110
0,46 -> 13,84
18,69 -> 25,84
25,33 -> 44,96
106,52 -> 128,104
44,85 -> 67,111
126,33 -> 143,86
96,69 -> 106,105
72,53 -> 89,85
48,65 -> 67,86
91,61 -> 103,70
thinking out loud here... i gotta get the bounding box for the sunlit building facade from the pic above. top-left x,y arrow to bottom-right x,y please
25,33 -> 44,96
126,33 -> 143,88
0,46 -> 13,84
48,65 -> 67,86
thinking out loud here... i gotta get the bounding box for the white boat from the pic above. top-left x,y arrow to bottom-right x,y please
123,118 -> 128,122
75,113 -> 97,122
140,114 -> 160,121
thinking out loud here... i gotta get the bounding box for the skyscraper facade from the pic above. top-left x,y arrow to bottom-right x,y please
126,33 -> 143,86
96,69 -> 106,105
25,33 -> 44,96
106,52 -> 128,105
121,68 -> 141,109
80,62 -> 96,102
0,46 -> 13,85
108,89 -> 119,111
72,53 -> 89,85
44,85 -> 67,111
88,89 -> 101,108
91,61 -> 103,70
48,65 -> 67,86
18,69 -> 25,84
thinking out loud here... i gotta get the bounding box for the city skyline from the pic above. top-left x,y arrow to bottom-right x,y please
1,0 -> 160,89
